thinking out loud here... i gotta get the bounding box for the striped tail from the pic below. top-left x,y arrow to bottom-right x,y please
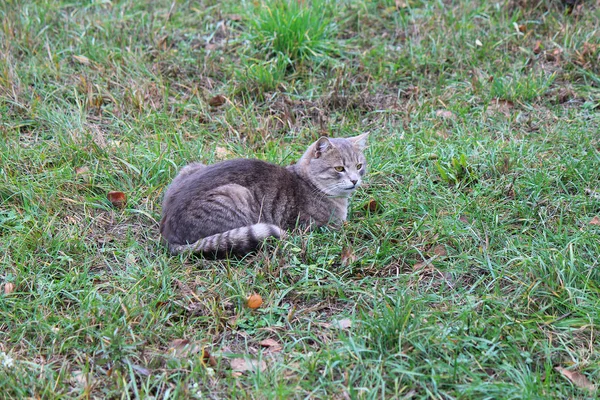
169,223 -> 285,257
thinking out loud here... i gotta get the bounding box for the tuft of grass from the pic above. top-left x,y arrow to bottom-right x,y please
247,0 -> 338,63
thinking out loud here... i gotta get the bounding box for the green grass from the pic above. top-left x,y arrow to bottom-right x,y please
1,0 -> 599,398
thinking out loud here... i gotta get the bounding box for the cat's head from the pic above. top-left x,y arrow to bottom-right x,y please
299,133 -> 369,197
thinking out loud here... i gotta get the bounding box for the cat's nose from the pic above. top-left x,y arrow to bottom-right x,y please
351,179 -> 358,186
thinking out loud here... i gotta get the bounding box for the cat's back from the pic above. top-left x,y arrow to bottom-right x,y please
180,158 -> 293,190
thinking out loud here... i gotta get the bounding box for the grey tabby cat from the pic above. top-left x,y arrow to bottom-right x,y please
160,133 -> 368,257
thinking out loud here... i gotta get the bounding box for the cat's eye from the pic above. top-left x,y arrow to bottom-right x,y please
356,163 -> 363,169
334,166 -> 345,172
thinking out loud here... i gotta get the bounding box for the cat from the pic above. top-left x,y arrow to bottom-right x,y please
159,133 -> 368,257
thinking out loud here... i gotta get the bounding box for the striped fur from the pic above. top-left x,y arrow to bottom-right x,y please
160,134 -> 368,257
168,223 -> 285,257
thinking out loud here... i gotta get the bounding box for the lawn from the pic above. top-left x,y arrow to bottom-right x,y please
1,0 -> 599,398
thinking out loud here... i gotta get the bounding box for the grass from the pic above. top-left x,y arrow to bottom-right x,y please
1,0 -> 599,398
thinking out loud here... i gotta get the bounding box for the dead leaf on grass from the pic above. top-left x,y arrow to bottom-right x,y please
71,370 -> 91,387
107,191 -> 126,208
362,199 -> 380,213
215,146 -> 231,159
533,40 -> 543,55
589,216 -> 600,226
230,357 -> 267,376
75,166 -> 89,176
209,94 -> 226,107
73,55 -> 91,65
436,109 -> 454,119
3,283 -> 15,295
201,348 -> 218,367
228,14 -> 242,21
331,318 -> 353,330
413,261 -> 427,271
131,364 -> 151,376
168,338 -> 202,358
432,244 -> 447,257
340,246 -> 357,266
259,339 -> 282,352
555,367 -> 597,391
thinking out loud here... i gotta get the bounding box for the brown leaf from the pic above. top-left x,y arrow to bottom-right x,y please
436,109 -> 454,119
202,348 -> 218,367
247,293 -> 263,309
340,246 -> 357,266
168,339 -> 202,358
228,14 -> 242,21
413,262 -> 427,271
589,216 -> 600,226
555,367 -> 597,391
215,146 -> 231,159
362,199 -> 379,213
259,339 -> 282,352
331,318 -> 353,330
518,24 -> 526,33
533,40 -> 542,55
209,94 -> 226,107
230,358 -> 267,374
3,282 -> 15,295
131,364 -> 151,376
75,166 -> 89,176
73,55 -> 91,65
432,244 -> 447,257
107,191 -> 127,208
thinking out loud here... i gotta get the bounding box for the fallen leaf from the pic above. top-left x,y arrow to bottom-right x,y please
107,191 -> 126,208
73,55 -> 91,65
533,40 -> 543,55
435,109 -> 454,119
518,24 -> 526,33
432,244 -> 447,257
75,166 -> 89,176
247,293 -> 263,309
215,146 -> 231,159
362,199 -> 379,213
71,370 -> 90,387
230,358 -> 267,374
3,283 -> 15,295
555,367 -> 597,391
413,262 -> 427,271
395,0 -> 407,8
259,339 -> 282,352
331,318 -> 352,330
209,94 -> 226,107
228,14 -> 242,21
340,246 -> 357,266
488,98 -> 514,117
169,339 -> 197,357
589,216 -> 600,226
131,364 -> 151,376
201,348 -> 218,367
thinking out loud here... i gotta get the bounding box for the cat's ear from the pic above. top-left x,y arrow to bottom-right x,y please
348,132 -> 369,150
314,137 -> 332,158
